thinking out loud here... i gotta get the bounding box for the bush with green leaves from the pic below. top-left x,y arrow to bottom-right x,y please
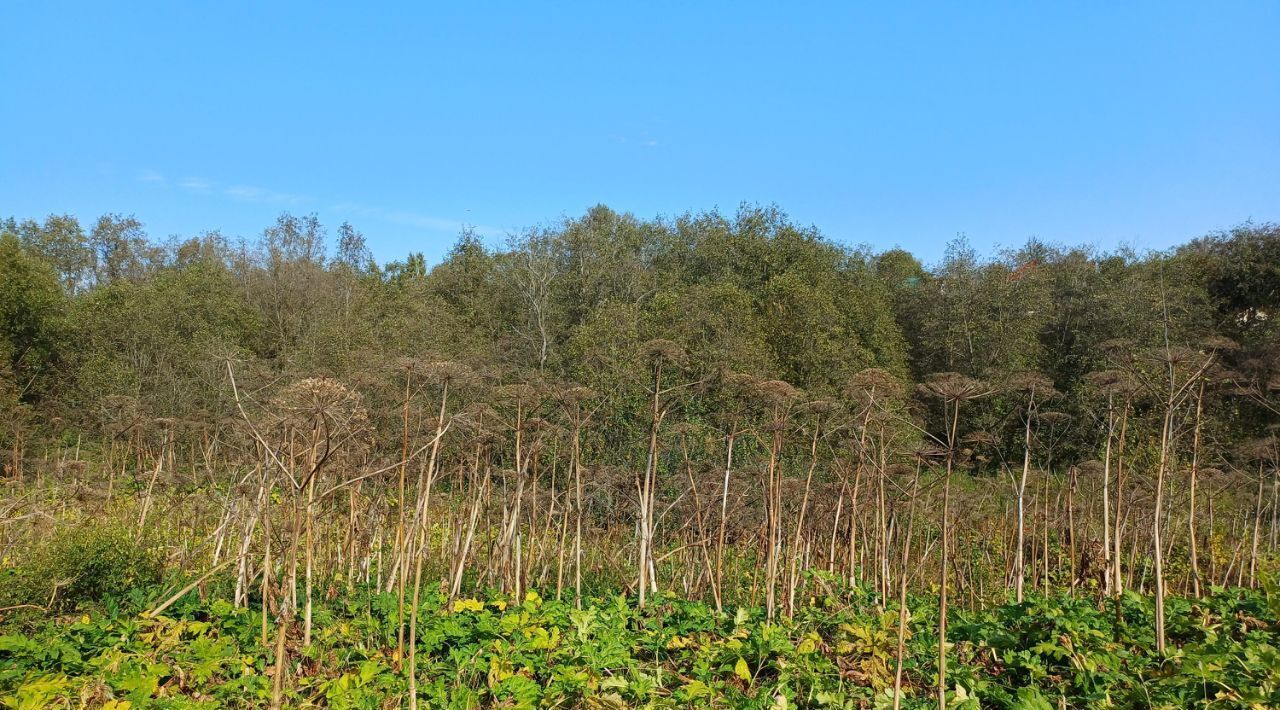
2,520 -> 161,612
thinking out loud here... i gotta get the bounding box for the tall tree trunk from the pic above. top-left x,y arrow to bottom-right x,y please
1188,381 -> 1205,598
715,427 -> 736,613
893,459 -> 922,710
1101,392 -> 1115,597
939,397 -> 959,710
1015,393 -> 1035,602
1152,399 -> 1175,654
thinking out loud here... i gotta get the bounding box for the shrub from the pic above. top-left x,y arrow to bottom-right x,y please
3,520 -> 162,611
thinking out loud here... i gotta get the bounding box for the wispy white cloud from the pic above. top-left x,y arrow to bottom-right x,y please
136,167 -> 493,238
225,185 -> 311,206
384,210 -> 471,232
147,172 -> 309,204
613,133 -> 660,148
329,201 -> 377,215
333,203 -> 501,238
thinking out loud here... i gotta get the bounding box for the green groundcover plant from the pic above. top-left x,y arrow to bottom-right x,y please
1,573 -> 1277,709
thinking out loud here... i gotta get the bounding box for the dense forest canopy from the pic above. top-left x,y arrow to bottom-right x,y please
1,205 -> 1277,465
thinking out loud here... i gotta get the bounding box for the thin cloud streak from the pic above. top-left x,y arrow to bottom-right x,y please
613,133 -> 661,148
332,201 -> 503,238
140,170 -> 309,205
180,177 -> 212,192
225,185 -> 311,206
136,167 -> 498,241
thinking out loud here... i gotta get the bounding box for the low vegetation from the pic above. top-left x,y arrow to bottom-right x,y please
4,558 -> 1278,708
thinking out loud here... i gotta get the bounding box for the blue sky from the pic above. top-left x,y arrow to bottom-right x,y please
2,2 -> 1277,265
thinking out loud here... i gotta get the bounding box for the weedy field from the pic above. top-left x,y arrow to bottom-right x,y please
2,523 -> 1278,709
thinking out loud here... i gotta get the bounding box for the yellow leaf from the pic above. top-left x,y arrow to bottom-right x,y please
452,598 -> 485,613
487,656 -> 514,687
734,657 -> 751,683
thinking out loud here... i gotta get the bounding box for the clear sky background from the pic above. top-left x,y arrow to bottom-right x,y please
2,2 -> 1277,265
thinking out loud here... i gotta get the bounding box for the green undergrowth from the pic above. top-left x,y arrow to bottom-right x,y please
1,575 -> 1278,708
